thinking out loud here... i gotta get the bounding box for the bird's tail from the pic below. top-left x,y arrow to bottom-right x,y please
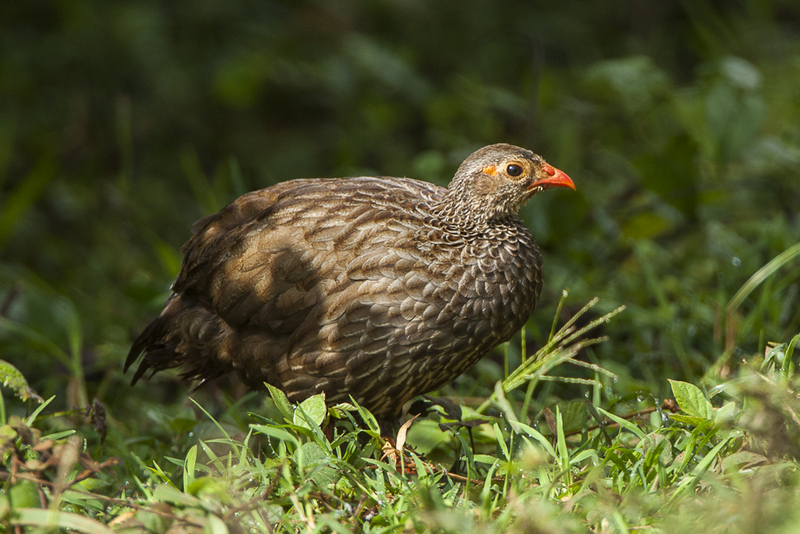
124,295 -> 235,386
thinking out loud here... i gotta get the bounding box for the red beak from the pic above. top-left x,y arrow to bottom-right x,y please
535,163 -> 576,190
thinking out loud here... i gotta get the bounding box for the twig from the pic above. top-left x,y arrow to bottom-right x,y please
353,492 -> 368,522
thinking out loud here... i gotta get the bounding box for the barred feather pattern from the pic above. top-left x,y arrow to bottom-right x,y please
125,144 -> 572,418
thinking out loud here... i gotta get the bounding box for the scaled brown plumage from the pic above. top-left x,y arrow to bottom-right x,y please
125,144 -> 575,418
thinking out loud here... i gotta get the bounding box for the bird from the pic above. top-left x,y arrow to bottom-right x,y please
125,143 -> 575,419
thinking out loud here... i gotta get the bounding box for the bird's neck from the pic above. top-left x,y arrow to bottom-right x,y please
432,188 -> 515,232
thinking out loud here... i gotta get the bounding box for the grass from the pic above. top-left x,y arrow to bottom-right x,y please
2,289 -> 800,532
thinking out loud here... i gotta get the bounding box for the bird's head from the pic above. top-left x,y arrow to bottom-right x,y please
443,143 -> 575,225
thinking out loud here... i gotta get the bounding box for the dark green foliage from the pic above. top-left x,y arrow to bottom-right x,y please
1,0 -> 800,531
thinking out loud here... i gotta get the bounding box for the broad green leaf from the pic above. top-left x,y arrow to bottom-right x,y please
721,450 -> 768,473
9,480 -> 41,508
186,477 -> 231,502
669,414 -> 708,426
206,514 -> 229,534
669,379 -> 713,419
293,393 -> 326,429
295,442 -> 338,487
351,398 -> 381,435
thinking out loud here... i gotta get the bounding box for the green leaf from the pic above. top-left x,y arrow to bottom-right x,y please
41,430 -> 77,442
9,481 -> 41,508
556,400 -> 589,434
555,407 -> 570,477
25,395 -> 55,426
669,414 -> 708,426
250,424 -> 300,449
721,450 -> 768,474
782,333 -> 799,379
492,422 -> 510,461
266,383 -> 293,422
595,407 -> 647,440
183,444 -> 197,490
473,454 -> 500,465
669,437 -> 732,503
10,507 -> 114,534
188,398 -> 233,445
294,442 -> 338,487
714,401 -> 738,426
726,242 -> 800,319
669,379 -> 714,419
328,402 -> 358,419
293,393 -> 326,429
641,432 -> 673,465
186,476 -> 229,500
0,359 -> 41,403
509,421 -> 558,459
206,514 -> 229,534
152,484 -> 202,507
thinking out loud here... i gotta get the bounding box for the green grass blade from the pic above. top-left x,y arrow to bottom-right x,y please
595,407 -> 647,441
726,241 -> 800,317
9,508 -> 114,534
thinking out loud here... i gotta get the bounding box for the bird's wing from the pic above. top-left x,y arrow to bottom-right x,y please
130,177 -> 455,393
175,178 -> 441,328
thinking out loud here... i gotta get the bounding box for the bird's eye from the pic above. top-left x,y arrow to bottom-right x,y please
505,164 -> 524,177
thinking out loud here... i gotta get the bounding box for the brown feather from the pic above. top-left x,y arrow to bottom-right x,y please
125,144 -> 574,418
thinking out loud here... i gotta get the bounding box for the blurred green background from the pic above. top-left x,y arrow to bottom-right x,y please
1,0 -> 799,419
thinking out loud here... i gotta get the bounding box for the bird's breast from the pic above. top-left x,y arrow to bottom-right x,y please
406,223 -> 542,347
